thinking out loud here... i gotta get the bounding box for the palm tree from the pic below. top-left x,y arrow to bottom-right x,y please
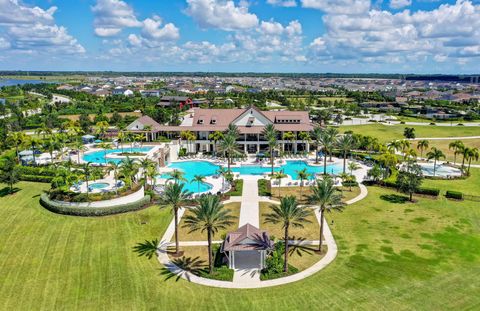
139,158 -> 156,187
71,140 -> 87,163
318,129 -> 335,175
107,161 -> 121,195
192,174 -> 206,193
399,140 -> 411,159
449,140 -> 464,165
7,132 -> 27,163
296,168 -> 310,199
165,169 -> 185,185
387,140 -> 402,154
426,147 -> 445,177
180,130 -> 196,154
182,194 -> 236,273
312,126 -> 323,164
95,121 -> 109,139
43,138 -> 60,166
263,196 -> 312,272
30,137 -> 40,165
417,139 -> 429,159
466,147 -> 479,174
282,131 -> 296,154
348,161 -> 360,176
225,124 -> 240,138
262,124 -> 278,175
36,123 -> 53,139
163,183 -> 193,255
98,142 -> 112,165
325,127 -> 339,161
117,131 -> 128,153
82,162 -> 92,201
308,176 -> 343,252
218,134 -> 241,172
208,131 -> 224,156
298,131 -> 311,155
120,157 -> 139,189
216,167 -> 228,189
272,170 -> 287,197
336,134 -> 355,174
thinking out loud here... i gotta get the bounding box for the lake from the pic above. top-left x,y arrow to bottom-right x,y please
0,79 -> 56,87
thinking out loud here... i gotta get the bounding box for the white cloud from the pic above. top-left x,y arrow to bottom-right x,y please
301,0 -> 370,15
0,0 -> 84,54
267,0 -> 297,7
185,0 -> 259,30
91,0 -> 141,37
141,17 -> 180,41
308,0 -> 480,65
389,0 -> 412,9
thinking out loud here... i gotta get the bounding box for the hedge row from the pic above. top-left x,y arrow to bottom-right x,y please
375,180 -> 440,197
40,193 -> 151,216
17,166 -> 56,176
446,191 -> 463,200
20,175 -> 54,183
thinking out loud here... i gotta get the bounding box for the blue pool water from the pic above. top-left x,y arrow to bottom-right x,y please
160,160 -> 343,190
89,182 -> 109,189
83,147 -> 153,164
419,163 -> 461,177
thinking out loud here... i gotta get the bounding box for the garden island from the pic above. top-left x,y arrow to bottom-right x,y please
1,75 -> 479,310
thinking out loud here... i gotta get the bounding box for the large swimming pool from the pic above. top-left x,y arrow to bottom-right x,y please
419,163 -> 462,177
161,160 -> 342,182
83,147 -> 154,164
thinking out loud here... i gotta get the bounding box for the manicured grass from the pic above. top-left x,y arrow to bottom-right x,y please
1,181 -> 480,310
340,124 -> 480,142
270,186 -> 361,203
174,202 -> 241,241
259,202 -> 319,240
287,245 -> 326,271
412,139 -> 480,164
225,179 -> 243,196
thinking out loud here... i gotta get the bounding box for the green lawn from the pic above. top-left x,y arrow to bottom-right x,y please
340,124 -> 480,143
413,139 -> 480,165
1,181 -> 480,310
423,168 -> 480,196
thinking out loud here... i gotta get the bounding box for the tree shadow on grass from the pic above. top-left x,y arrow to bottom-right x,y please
160,256 -> 207,282
0,187 -> 20,197
132,239 -> 159,259
288,236 -> 317,257
380,194 -> 409,204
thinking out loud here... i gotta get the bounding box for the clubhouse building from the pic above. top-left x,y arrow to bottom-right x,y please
126,106 -> 314,154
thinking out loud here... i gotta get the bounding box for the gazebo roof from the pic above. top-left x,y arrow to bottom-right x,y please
222,223 -> 273,252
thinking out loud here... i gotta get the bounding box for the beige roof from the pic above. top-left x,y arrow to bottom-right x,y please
222,223 -> 273,252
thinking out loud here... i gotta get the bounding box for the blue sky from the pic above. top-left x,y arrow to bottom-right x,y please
0,0 -> 479,73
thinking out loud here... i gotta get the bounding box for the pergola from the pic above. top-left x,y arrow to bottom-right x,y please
221,223 -> 273,270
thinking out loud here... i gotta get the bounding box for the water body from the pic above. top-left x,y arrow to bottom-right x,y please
0,79 -> 55,87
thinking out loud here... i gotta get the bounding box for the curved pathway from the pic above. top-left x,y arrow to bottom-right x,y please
156,179 -> 369,289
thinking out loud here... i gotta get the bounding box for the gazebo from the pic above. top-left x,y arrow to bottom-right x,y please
221,223 -> 273,270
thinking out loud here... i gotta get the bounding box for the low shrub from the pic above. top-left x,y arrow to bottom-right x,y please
40,193 -> 151,216
446,191 -> 463,200
258,179 -> 271,196
415,187 -> 440,197
225,179 -> 243,196
457,123 -> 464,126
429,122 -> 436,125
19,174 -> 54,183
260,242 -> 299,280
342,181 -> 358,187
399,121 -> 406,124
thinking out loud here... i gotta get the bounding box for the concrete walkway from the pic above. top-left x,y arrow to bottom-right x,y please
233,175 -> 262,284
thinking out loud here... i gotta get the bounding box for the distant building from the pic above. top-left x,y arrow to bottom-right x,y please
112,87 -> 134,96
140,89 -> 163,97
157,96 -> 198,109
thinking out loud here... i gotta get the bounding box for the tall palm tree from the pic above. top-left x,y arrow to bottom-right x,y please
226,124 -> 240,138
95,121 -> 109,139
325,127 -> 339,161
82,162 -> 92,201
98,142 -> 112,165
30,137 -> 40,165
167,169 -> 187,184
312,126 -> 323,164
466,147 -> 479,174
43,138 -> 60,166
139,158 -> 156,187
263,196 -> 312,272
7,132 -> 27,163
216,167 -> 228,189
298,131 -> 311,154
117,131 -> 127,153
387,140 -> 402,154
192,174 -> 206,193
120,157 -> 139,189
426,147 -> 445,177
296,168 -> 310,199
180,130 -> 196,154
348,161 -> 360,176
336,134 -> 355,174
218,134 -> 241,172
399,140 -> 411,159
182,194 -> 236,273
308,176 -> 344,252
107,161 -> 121,194
449,140 -> 464,165
71,140 -> 87,163
417,139 -> 429,159
262,124 -> 278,175
318,129 -> 335,175
163,183 -> 193,256
208,131 -> 224,156
273,170 -> 287,197
282,131 -> 296,154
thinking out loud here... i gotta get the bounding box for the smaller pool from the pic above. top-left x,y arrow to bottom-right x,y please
89,182 -> 110,189
419,163 -> 462,177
